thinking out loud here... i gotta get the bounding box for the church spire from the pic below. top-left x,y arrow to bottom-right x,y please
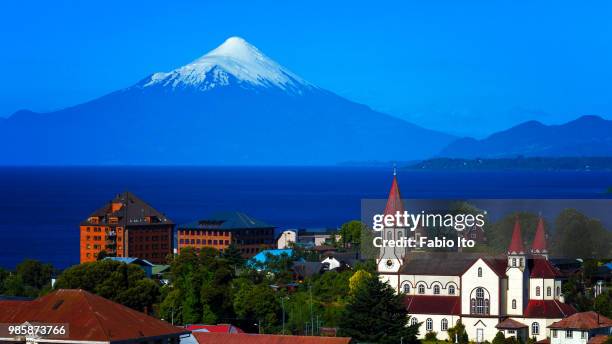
508,215 -> 526,255
384,167 -> 404,216
531,216 -> 548,256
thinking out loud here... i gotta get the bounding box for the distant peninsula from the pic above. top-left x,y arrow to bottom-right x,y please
407,157 -> 612,171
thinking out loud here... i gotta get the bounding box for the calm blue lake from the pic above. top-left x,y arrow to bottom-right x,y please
0,166 -> 610,269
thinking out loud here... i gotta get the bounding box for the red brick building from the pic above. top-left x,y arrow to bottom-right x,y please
177,211 -> 275,257
80,192 -> 174,264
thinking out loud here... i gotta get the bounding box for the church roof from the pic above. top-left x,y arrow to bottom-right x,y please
531,217 -> 548,254
508,216 -> 526,255
384,173 -> 404,216
398,253 -> 477,275
530,258 -> 562,278
524,299 -> 577,318
404,295 -> 461,315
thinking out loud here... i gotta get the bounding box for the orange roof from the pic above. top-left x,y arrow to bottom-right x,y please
588,335 -> 610,344
549,311 -> 612,330
193,332 -> 353,344
0,289 -> 188,343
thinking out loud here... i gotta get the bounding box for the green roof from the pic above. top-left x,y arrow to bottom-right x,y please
178,211 -> 274,230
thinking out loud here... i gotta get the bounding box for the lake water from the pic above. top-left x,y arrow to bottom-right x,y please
0,166 -> 610,269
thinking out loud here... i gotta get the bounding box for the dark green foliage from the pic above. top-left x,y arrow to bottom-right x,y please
54,259 -> 160,313
0,260 -> 55,297
594,290 -> 612,317
339,220 -> 365,247
338,275 -> 419,344
492,331 -> 506,344
425,331 -> 438,341
447,321 -> 468,344
552,209 -> 611,258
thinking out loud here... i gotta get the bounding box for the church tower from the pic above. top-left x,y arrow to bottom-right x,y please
530,216 -> 548,259
377,168 -> 406,273
505,216 -> 528,315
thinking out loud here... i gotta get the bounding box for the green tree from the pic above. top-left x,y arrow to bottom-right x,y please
221,243 -> 245,271
492,331 -> 506,344
232,278 -> 280,333
338,275 -> 419,344
55,260 -> 160,312
339,220 -> 365,248
594,290 -> 612,317
348,269 -> 371,295
553,209 -> 611,258
15,259 -> 54,290
447,321 -> 469,344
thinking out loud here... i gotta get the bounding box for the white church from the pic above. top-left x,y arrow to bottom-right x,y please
377,173 -> 577,343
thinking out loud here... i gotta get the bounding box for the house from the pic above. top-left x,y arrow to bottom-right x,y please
297,229 -> 338,247
249,249 -> 297,270
548,312 -> 612,344
192,332 -> 353,344
292,261 -> 325,281
104,256 -> 154,277
80,192 -> 174,264
321,252 -> 360,270
177,211 -> 275,257
378,172 -> 577,342
0,289 -> 189,343
277,229 -> 297,249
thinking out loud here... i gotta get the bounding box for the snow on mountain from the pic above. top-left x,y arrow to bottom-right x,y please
142,36 -> 312,93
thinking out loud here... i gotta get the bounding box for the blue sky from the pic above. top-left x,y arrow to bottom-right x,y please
1,1 -> 611,137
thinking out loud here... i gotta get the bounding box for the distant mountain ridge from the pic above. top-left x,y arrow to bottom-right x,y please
0,37 -> 455,165
438,115 -> 612,158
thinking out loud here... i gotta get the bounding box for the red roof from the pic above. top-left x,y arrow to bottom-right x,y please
496,318 -> 528,329
508,216 -> 525,254
384,174 -> 404,216
524,299 -> 577,318
0,289 -> 188,342
530,258 -> 562,278
531,217 -> 548,254
549,311 -> 612,330
404,295 -> 461,315
186,324 -> 244,333
482,257 -> 509,276
193,332 -> 353,344
588,335 -> 610,344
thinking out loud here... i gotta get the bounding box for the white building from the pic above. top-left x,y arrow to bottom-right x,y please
377,173 -> 577,343
549,311 -> 612,344
277,229 -> 297,249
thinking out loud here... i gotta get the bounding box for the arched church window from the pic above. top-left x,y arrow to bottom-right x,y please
398,231 -> 403,239
418,284 -> 425,294
411,317 -> 418,326
426,318 -> 433,331
547,287 -> 551,296
532,322 -> 540,335
471,287 -> 490,315
478,267 -> 483,277
512,258 -> 517,267
536,286 -> 541,296
448,285 -> 456,295
403,283 -> 410,293
433,285 -> 440,294
556,286 -> 561,296
441,318 -> 448,331
512,299 -> 516,309
387,231 -> 392,240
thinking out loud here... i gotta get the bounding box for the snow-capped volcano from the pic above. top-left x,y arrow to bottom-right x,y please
0,36 -> 456,165
143,36 -> 311,93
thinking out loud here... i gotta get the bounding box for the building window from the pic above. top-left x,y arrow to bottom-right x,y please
441,318 -> 448,331
426,318 -> 433,331
566,330 -> 572,338
536,286 -> 541,296
470,287 -> 490,315
411,317 -> 418,326
418,284 -> 425,294
512,299 -> 516,309
552,330 -> 557,338
403,284 -> 410,293
532,322 -> 539,335
547,287 -> 552,296
433,285 -> 440,295
581,331 -> 586,339
556,286 -> 561,296
448,285 -> 456,295
512,258 -> 516,267
478,267 -> 483,277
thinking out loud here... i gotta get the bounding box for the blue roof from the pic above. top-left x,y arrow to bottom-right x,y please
250,249 -> 294,264
605,262 -> 612,270
104,257 -> 154,266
